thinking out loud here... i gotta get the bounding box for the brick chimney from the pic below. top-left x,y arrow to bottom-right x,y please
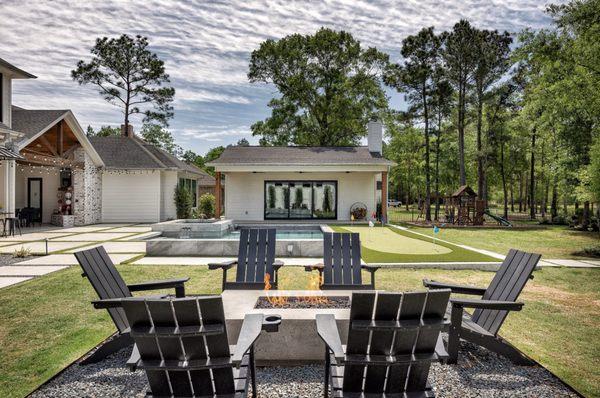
121,124 -> 134,137
367,120 -> 383,155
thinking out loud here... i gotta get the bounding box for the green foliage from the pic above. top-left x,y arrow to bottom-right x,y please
248,27 -> 390,146
72,34 -> 175,128
140,123 -> 181,155
294,187 -> 303,209
268,185 -> 276,209
182,150 -> 205,169
197,193 -> 216,218
588,133 -> 600,203
85,125 -> 121,137
323,185 -> 332,213
203,146 -> 225,175
174,184 -> 193,219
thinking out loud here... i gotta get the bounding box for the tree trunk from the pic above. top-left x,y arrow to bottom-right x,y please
551,178 -> 558,219
510,177 -> 515,213
500,139 -> 508,219
583,201 -> 590,228
458,82 -> 467,185
476,91 -> 485,204
423,85 -> 431,222
434,122 -> 441,221
518,173 -> 523,212
529,126 -> 536,220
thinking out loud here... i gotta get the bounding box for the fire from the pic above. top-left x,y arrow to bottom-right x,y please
264,273 -> 288,306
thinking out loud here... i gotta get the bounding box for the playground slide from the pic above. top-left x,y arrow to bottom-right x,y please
484,210 -> 512,227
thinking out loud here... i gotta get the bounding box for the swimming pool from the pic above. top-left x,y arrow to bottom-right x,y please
221,229 -> 323,240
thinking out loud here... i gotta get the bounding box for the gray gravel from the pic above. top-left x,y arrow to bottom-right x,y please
31,342 -> 579,398
0,253 -> 31,266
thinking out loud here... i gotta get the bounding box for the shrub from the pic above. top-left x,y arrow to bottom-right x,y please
572,245 -> 600,258
198,193 -> 216,218
13,246 -> 31,258
174,184 -> 193,219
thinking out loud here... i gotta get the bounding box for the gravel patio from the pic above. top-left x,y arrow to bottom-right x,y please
30,341 -> 579,398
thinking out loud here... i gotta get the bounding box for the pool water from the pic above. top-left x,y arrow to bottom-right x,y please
222,230 -> 323,240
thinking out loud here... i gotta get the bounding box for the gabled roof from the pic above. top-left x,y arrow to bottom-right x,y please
0,58 -> 36,79
208,146 -> 395,166
12,107 -> 68,141
89,135 -> 215,184
452,185 -> 477,197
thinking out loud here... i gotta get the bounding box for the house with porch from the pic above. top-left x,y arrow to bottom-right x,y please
207,121 -> 394,222
0,57 -> 214,226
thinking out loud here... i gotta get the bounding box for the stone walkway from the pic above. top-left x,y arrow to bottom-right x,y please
0,223 -> 149,289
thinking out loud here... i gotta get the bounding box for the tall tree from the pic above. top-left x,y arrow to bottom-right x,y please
140,123 -> 181,155
472,29 -> 513,202
203,146 -> 226,175
72,34 -> 175,132
248,28 -> 390,146
182,149 -> 205,169
441,20 -> 478,186
386,27 -> 441,221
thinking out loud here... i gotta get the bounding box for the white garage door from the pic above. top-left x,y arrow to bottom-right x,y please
102,172 -> 161,222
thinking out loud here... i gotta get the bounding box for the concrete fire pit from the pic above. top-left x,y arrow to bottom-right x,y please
222,289 -> 355,364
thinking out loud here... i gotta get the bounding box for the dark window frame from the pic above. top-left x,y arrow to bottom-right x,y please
264,180 -> 338,220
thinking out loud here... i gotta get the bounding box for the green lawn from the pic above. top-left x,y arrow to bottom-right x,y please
409,224 -> 599,259
331,225 -> 498,263
0,265 -> 597,397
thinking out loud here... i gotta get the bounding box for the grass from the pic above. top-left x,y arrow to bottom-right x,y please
330,225 -> 498,263
1,265 -> 597,397
410,224 -> 600,259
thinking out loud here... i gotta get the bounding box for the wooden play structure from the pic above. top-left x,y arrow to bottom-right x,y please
444,185 -> 486,226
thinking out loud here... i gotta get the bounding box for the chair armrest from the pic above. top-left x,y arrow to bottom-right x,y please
92,298 -> 124,309
316,314 -> 344,364
232,314 -> 264,367
423,279 -> 487,295
361,264 -> 381,273
128,278 -> 189,292
273,260 -> 284,271
208,260 -> 237,270
304,264 -> 324,272
450,297 -> 524,311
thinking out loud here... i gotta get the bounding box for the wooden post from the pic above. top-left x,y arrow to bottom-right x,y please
57,120 -> 63,156
382,171 -> 388,224
215,172 -> 222,218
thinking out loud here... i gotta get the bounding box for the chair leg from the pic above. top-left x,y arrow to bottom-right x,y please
324,349 -> 330,398
249,346 -> 257,397
80,333 -> 133,365
447,305 -> 463,364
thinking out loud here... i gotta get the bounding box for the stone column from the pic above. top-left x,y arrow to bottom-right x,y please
73,148 -> 102,225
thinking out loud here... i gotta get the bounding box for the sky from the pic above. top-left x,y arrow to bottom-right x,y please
0,0 -> 557,155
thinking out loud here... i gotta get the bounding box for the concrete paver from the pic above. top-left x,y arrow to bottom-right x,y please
51,232 -> 135,242
51,226 -> 115,233
16,253 -> 140,266
108,226 -> 153,233
66,241 -> 146,254
0,241 -> 95,255
0,232 -> 74,242
0,265 -> 68,276
542,259 -> 599,268
0,277 -> 32,288
118,231 -> 161,241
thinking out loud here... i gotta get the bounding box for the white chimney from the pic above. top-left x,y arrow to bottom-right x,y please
367,120 -> 383,154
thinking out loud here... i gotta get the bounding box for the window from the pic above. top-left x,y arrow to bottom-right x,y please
179,178 -> 198,207
265,180 -> 337,220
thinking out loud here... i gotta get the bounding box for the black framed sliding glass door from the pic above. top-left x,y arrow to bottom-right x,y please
264,180 -> 337,220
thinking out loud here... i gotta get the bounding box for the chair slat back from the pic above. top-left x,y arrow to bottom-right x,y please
121,296 -> 235,397
236,228 -> 276,285
472,249 -> 541,335
75,246 -> 131,333
343,290 -> 450,395
323,232 -> 362,286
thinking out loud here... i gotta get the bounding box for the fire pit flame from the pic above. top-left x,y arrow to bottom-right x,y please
263,272 -> 332,308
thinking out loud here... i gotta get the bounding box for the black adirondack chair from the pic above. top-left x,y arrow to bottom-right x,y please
209,228 -> 283,290
423,248 -> 541,365
75,246 -> 189,364
110,296 -> 264,398
305,232 -> 380,289
316,290 -> 451,398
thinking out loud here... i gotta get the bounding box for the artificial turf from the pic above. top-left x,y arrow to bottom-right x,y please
330,225 -> 498,263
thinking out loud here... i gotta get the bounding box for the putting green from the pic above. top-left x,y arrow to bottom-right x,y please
341,226 -> 452,255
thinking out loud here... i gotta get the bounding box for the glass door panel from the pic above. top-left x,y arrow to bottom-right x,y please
313,182 -> 336,219
265,182 -> 289,219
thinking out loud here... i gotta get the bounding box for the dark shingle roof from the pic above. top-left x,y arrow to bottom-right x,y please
12,107 -> 68,141
89,136 -> 215,185
208,146 -> 395,166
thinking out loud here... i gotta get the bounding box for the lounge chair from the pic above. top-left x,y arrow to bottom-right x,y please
111,296 -> 264,398
316,290 -> 450,397
75,246 -> 189,364
423,248 -> 541,365
305,232 -> 380,289
209,228 -> 283,290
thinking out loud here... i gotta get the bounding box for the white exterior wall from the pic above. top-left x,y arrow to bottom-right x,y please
160,170 -> 178,221
15,166 -> 60,223
224,172 -> 377,221
101,170 -> 161,222
0,72 -> 12,128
